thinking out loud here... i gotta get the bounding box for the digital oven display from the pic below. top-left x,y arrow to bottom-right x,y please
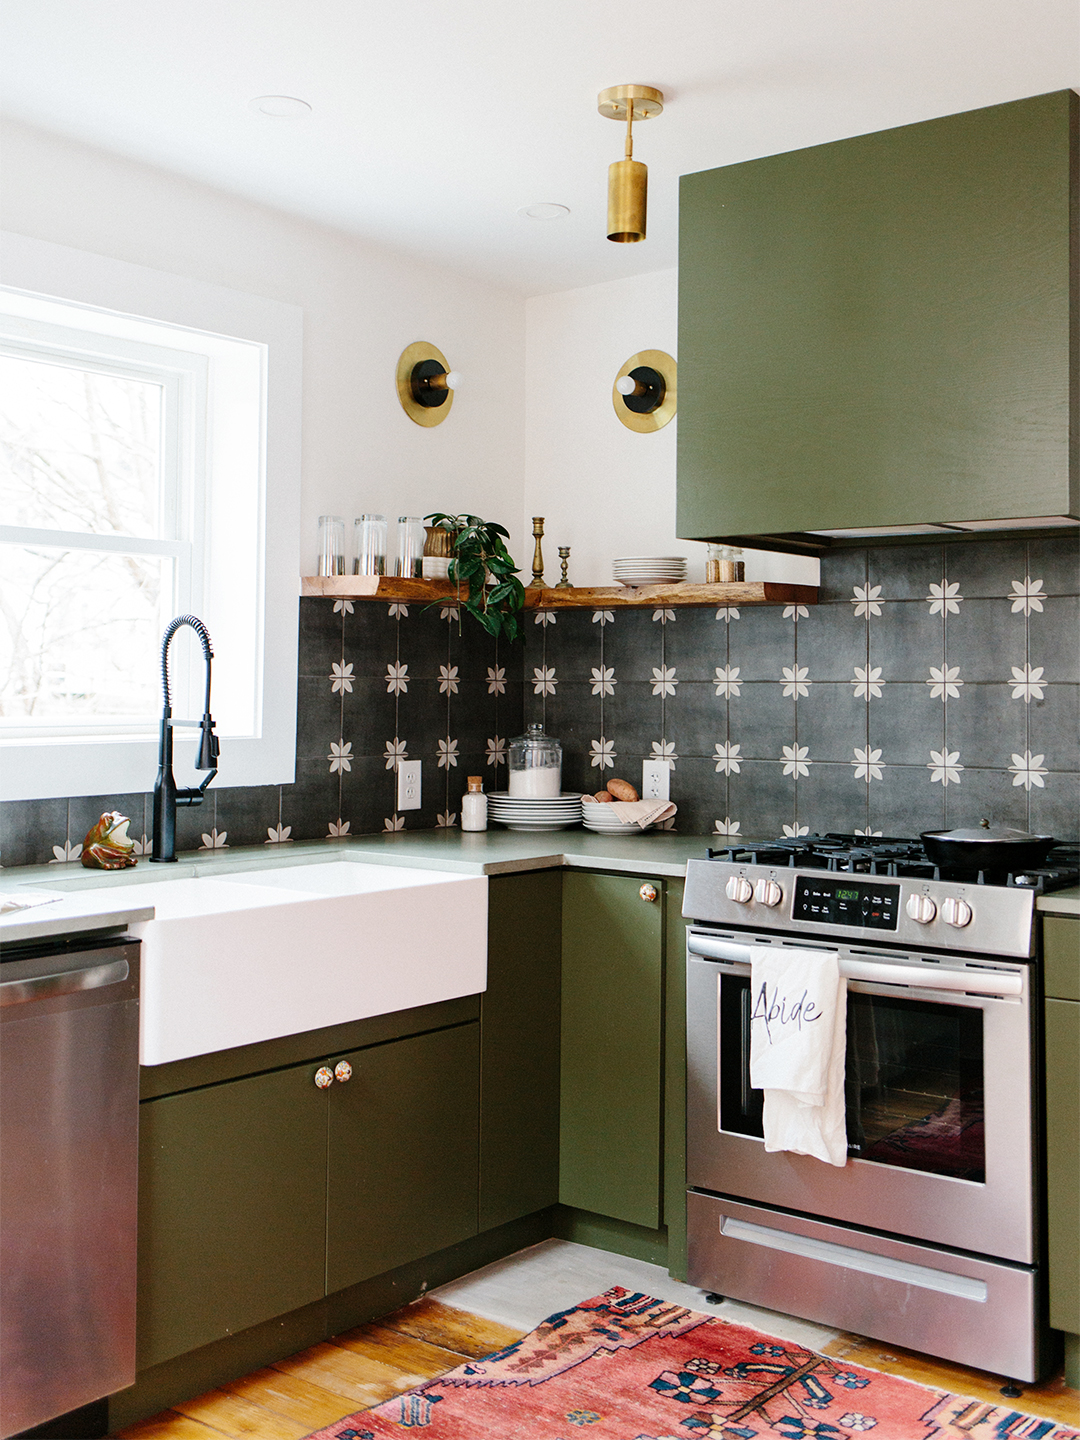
792,875 -> 899,930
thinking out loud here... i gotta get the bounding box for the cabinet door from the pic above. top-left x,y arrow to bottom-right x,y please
1046,997 -> 1080,1336
480,871 -> 562,1231
137,1064 -> 327,1369
560,872 -> 664,1227
326,1023 -> 479,1294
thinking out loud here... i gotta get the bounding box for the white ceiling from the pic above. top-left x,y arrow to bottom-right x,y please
1,0 -> 1077,295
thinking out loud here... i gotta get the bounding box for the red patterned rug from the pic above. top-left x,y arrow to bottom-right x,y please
304,1287 -> 1078,1439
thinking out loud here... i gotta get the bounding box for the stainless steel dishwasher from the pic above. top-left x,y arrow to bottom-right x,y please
1,932 -> 140,1440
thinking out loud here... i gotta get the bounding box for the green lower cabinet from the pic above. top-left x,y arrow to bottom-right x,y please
559,872 -> 664,1228
137,1062 -> 327,1369
326,1024 -> 480,1292
1046,995 -> 1079,1338
138,1020 -> 480,1370
480,872 -> 562,1231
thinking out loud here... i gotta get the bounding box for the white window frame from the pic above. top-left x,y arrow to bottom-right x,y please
0,232 -> 302,802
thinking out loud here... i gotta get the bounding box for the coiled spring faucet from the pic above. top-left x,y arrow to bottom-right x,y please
151,615 -> 220,862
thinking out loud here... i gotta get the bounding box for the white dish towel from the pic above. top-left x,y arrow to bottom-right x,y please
748,946 -> 848,1167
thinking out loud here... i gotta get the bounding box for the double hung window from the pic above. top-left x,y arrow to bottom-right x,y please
0,235 -> 301,801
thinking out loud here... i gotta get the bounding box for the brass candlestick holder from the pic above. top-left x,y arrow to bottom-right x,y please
556,546 -> 572,589
529,517 -> 545,588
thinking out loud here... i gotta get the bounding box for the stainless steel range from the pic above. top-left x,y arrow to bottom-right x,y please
683,834 -> 1079,1384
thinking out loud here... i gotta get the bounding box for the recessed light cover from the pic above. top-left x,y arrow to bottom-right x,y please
250,95 -> 312,118
518,203 -> 570,220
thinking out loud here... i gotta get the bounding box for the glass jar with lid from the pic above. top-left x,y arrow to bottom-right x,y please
508,722 -> 562,798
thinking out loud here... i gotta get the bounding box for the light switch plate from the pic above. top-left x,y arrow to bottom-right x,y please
397,760 -> 422,811
642,759 -> 670,801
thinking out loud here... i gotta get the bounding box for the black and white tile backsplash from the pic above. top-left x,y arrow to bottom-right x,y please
1,534 -> 1076,867
524,534 -> 1079,843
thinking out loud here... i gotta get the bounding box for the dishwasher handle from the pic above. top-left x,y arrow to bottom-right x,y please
0,958 -> 130,1007
687,934 -> 1022,998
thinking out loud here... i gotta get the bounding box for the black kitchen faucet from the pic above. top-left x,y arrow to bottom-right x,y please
150,614 -> 219,863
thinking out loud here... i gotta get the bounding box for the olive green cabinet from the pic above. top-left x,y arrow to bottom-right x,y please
479,872 -> 562,1231
559,871 -> 687,1260
137,1061 -> 327,1368
138,1021 -> 479,1369
327,1025 -> 479,1293
1043,915 -> 1079,1358
677,90 -> 1078,544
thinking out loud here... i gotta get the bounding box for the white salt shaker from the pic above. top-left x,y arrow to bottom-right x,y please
461,776 -> 488,832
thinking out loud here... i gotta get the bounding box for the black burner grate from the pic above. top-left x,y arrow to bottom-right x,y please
706,833 -> 1080,893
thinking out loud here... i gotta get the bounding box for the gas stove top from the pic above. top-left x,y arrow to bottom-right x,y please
685,834 -> 1075,959
706,833 -> 1080,894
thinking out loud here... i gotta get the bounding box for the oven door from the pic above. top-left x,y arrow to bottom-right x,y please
686,930 -> 1036,1263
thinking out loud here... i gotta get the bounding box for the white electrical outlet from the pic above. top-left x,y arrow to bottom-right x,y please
397,759 -> 422,811
641,759 -> 670,802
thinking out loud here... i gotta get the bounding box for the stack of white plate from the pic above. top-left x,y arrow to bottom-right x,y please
612,556 -> 688,586
487,793 -> 584,832
581,802 -> 655,835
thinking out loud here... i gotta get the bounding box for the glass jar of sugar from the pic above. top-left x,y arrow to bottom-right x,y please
508,722 -> 562,798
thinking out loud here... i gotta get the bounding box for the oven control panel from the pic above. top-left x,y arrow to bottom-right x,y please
792,875 -> 899,930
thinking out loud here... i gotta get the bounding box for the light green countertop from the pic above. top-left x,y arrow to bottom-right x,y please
2,829 -> 1075,943
0,830 -> 711,945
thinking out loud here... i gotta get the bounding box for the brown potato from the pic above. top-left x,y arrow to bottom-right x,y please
593,790 -> 614,803
607,778 -> 639,802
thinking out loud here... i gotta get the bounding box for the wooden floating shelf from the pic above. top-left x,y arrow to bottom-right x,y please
301,576 -> 818,608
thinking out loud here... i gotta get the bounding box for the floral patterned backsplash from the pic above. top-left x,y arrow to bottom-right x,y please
1,534 -> 1076,867
522,533 -> 1078,842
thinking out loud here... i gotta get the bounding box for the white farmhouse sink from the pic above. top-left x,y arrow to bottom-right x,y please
127,862 -> 487,1065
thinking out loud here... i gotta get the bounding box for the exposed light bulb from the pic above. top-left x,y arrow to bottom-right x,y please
443,371 -> 462,391
615,375 -> 637,396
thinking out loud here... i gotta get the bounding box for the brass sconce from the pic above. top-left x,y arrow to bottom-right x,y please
598,84 -> 664,243
396,342 -> 461,427
612,350 -> 677,432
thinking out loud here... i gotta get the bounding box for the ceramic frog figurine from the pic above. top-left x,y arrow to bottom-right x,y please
81,811 -> 138,870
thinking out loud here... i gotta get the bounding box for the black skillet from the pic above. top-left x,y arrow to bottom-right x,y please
920,824 -> 1056,874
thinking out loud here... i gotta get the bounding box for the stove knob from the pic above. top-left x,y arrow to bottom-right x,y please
725,876 -> 753,904
941,897 -> 973,928
754,879 -> 783,907
905,893 -> 937,924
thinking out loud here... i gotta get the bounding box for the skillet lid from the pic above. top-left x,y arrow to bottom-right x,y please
921,826 -> 1053,845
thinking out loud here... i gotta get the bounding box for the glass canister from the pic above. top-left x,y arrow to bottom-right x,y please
353,514 -> 387,576
461,775 -> 488,832
317,515 -> 345,576
508,722 -> 562,798
396,516 -> 425,578
717,545 -> 745,583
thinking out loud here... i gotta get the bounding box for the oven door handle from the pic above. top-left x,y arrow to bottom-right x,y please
687,935 -> 1023,998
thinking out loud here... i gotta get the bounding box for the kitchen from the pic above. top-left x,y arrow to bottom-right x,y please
1,4 -> 1078,1437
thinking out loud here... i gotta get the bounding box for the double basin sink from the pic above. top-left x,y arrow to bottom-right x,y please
38,859 -> 488,1066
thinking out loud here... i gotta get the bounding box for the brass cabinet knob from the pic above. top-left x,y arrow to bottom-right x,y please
334,1060 -> 353,1083
639,883 -> 658,903
314,1066 -> 334,1089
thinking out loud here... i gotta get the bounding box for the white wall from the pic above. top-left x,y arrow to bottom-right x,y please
524,270 -> 819,588
0,119 -> 527,572
2,120 -> 816,591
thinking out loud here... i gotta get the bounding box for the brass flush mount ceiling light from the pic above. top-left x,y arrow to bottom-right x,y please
598,84 -> 664,243
613,350 -> 677,432
396,342 -> 461,427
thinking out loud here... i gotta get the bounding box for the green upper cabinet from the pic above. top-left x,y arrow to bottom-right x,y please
677,90 -> 1079,544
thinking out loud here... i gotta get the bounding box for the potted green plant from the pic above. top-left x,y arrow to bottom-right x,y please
425,513 -> 526,642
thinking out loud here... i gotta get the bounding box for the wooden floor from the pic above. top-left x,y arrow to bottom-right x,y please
113,1300 -> 525,1439
113,1295 -> 1080,1438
